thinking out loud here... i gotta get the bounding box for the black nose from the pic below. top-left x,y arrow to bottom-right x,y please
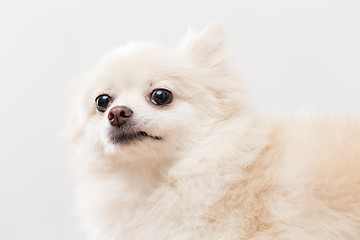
107,106 -> 133,127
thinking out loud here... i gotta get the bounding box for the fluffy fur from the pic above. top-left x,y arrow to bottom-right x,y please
66,22 -> 360,239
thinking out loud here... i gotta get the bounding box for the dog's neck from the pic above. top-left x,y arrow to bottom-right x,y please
120,161 -> 169,196
81,112 -> 271,204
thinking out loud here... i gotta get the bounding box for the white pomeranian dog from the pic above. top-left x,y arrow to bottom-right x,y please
66,22 -> 360,240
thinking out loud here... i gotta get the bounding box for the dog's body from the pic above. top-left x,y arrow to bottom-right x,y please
66,23 -> 360,239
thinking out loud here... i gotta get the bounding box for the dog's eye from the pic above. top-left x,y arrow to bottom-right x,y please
151,89 -> 172,106
95,94 -> 112,112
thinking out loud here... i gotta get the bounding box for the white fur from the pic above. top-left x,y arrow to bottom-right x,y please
66,22 -> 360,240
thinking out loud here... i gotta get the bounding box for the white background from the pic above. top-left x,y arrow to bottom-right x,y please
0,1 -> 359,239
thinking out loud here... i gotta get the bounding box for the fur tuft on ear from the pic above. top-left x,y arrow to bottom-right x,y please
180,21 -> 227,69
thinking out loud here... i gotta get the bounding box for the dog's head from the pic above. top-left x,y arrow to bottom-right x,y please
66,22 -> 248,166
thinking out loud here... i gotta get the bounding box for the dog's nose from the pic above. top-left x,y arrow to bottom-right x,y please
107,106 -> 133,127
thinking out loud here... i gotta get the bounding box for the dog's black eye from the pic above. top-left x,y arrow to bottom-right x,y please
95,94 -> 112,112
151,89 -> 172,106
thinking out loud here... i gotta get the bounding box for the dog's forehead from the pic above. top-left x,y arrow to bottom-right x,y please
91,44 -> 182,91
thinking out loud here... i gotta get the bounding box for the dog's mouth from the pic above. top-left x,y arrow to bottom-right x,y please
109,130 -> 162,144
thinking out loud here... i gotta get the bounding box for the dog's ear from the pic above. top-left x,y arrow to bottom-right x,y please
180,21 -> 227,69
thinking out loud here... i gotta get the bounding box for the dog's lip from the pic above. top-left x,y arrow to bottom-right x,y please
138,131 -> 162,140
110,130 -> 161,144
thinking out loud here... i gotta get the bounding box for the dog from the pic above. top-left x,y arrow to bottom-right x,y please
65,22 -> 360,239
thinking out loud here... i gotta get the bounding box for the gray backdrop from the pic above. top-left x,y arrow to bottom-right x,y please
1,0 -> 359,239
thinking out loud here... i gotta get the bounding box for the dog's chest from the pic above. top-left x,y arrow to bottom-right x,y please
114,179 -> 221,239
81,173 -> 232,240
